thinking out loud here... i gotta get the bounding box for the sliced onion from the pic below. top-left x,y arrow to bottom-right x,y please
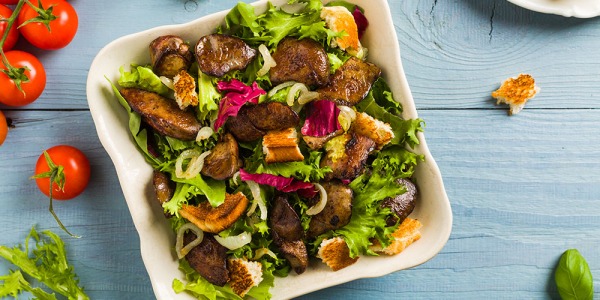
175,222 -> 204,259
253,247 -> 278,260
214,231 -> 252,250
160,76 -> 174,90
306,183 -> 327,215
267,81 -> 295,98
232,171 -> 241,186
287,82 -> 319,106
175,149 -> 211,179
338,105 -> 357,132
195,126 -> 214,142
246,180 -> 267,220
257,44 -> 277,77
297,90 -> 320,105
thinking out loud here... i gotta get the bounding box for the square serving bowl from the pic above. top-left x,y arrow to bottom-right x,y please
86,0 -> 453,298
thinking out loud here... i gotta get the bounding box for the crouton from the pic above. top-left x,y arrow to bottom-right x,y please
179,192 -> 249,233
320,6 -> 361,55
351,112 -> 394,149
227,258 -> 263,297
491,73 -> 540,115
370,218 -> 422,255
262,127 -> 304,163
317,237 -> 358,271
173,70 -> 198,110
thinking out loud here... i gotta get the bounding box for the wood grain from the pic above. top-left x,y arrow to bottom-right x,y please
1,0 -> 600,299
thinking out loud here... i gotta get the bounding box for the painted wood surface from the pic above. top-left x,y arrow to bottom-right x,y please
1,0 -> 599,299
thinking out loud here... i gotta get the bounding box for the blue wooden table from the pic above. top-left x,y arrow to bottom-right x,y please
1,0 -> 599,299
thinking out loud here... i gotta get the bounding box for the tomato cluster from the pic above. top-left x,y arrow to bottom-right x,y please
0,0 -> 78,107
0,1 -> 86,236
0,0 -> 78,146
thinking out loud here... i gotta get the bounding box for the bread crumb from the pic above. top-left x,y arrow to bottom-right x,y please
492,73 -> 540,115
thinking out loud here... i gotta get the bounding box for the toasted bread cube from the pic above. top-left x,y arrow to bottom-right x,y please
317,237 -> 359,271
173,70 -> 198,110
351,112 -> 394,149
262,128 -> 304,163
370,218 -> 422,255
228,258 -> 263,297
320,6 -> 361,54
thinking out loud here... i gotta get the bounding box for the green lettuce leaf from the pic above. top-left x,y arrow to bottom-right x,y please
118,65 -> 169,95
219,0 -> 338,48
173,257 -> 276,300
244,142 -> 331,182
0,270 -> 57,300
163,175 -> 227,214
0,227 -> 89,300
333,147 -> 423,257
355,78 -> 424,147
197,72 -> 221,122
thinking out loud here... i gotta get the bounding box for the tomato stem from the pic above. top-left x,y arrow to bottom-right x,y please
30,150 -> 81,238
19,0 -> 55,31
0,0 -> 30,94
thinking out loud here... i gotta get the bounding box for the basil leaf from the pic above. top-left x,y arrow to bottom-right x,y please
555,249 -> 594,300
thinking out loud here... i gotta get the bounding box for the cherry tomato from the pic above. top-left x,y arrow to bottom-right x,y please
0,110 -> 7,146
34,145 -> 90,200
0,50 -> 46,106
0,0 -> 19,4
0,4 -> 18,51
17,0 -> 78,50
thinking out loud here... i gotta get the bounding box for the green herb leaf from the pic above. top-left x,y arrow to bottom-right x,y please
555,249 -> 594,300
0,227 -> 89,300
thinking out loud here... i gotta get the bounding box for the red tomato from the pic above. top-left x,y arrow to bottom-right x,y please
0,110 -> 7,146
0,0 -> 19,4
0,50 -> 46,106
0,4 -> 18,51
17,0 -> 77,50
34,145 -> 91,200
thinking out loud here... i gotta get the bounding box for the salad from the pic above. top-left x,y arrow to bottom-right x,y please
109,0 -> 425,299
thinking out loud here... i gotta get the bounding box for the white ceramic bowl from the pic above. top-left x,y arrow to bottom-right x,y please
508,0 -> 600,18
86,0 -> 453,298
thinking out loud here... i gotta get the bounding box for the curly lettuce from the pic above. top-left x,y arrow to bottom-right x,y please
333,146 -> 424,257
0,227 -> 89,300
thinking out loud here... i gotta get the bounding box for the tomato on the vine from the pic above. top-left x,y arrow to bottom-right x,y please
0,50 -> 46,106
0,4 -> 18,51
0,0 -> 19,4
17,0 -> 78,50
32,144 -> 90,237
0,110 -> 7,146
34,145 -> 91,200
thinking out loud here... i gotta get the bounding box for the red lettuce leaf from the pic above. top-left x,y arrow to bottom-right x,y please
352,6 -> 369,39
300,100 -> 341,137
240,169 -> 317,198
213,79 -> 266,130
